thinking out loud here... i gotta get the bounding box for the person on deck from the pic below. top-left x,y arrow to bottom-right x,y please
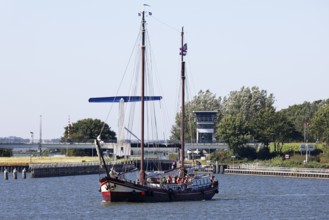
183,178 -> 188,189
167,176 -> 172,184
172,161 -> 177,169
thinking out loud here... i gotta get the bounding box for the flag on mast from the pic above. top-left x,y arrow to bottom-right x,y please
180,43 -> 187,56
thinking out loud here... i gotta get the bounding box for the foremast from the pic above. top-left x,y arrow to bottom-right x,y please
180,27 -> 186,177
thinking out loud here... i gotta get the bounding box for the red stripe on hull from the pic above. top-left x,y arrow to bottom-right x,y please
102,191 -> 111,201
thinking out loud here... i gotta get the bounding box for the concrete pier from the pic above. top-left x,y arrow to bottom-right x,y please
28,160 -> 172,178
29,162 -> 135,178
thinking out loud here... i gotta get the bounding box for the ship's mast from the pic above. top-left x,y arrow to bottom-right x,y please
140,10 -> 146,184
180,27 -> 186,177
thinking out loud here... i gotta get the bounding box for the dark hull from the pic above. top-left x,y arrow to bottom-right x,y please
100,176 -> 219,203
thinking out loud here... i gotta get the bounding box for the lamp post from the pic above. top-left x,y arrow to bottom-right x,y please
304,122 -> 310,163
305,143 -> 308,163
30,132 -> 34,144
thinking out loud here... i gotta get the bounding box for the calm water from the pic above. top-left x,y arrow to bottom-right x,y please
1,173 -> 328,220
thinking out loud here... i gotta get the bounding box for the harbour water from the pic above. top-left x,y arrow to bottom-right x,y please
1,173 -> 329,219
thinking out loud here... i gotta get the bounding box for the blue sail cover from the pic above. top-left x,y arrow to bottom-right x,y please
89,96 -> 162,103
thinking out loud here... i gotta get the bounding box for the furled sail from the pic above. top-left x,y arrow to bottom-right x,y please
89,96 -> 162,103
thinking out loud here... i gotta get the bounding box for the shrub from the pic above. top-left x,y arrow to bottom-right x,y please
0,149 -> 13,157
257,147 -> 276,160
210,150 -> 232,163
236,146 -> 257,160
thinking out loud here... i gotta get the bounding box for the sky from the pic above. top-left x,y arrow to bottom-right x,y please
0,1 -> 328,140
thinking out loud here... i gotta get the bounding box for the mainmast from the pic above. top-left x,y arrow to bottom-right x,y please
139,9 -> 148,184
180,27 -> 186,177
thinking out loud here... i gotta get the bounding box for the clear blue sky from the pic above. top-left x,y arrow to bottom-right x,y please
1,1 -> 328,139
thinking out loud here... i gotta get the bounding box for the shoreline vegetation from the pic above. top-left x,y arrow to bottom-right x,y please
207,142 -> 329,169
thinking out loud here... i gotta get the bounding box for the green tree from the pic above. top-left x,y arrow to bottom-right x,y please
279,99 -> 329,142
311,105 -> 329,144
250,108 -> 297,153
217,87 -> 275,157
271,111 -> 298,153
170,90 -> 221,142
61,118 -> 116,156
222,86 -> 275,121
216,114 -> 250,155
62,118 -> 116,142
250,107 -> 277,148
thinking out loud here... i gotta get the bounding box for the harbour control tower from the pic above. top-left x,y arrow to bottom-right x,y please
193,111 -> 217,143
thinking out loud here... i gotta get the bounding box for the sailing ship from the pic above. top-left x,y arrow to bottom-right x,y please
92,9 -> 218,202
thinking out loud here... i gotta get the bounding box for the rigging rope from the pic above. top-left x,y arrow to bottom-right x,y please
98,31 -> 142,137
185,53 -> 197,143
150,15 -> 180,33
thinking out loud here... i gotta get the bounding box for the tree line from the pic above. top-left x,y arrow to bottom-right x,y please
170,87 -> 329,158
58,87 -> 329,158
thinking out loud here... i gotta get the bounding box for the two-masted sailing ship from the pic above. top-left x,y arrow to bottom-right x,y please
92,9 -> 218,202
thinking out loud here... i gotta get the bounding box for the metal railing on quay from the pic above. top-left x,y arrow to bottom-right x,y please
230,163 -> 329,174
